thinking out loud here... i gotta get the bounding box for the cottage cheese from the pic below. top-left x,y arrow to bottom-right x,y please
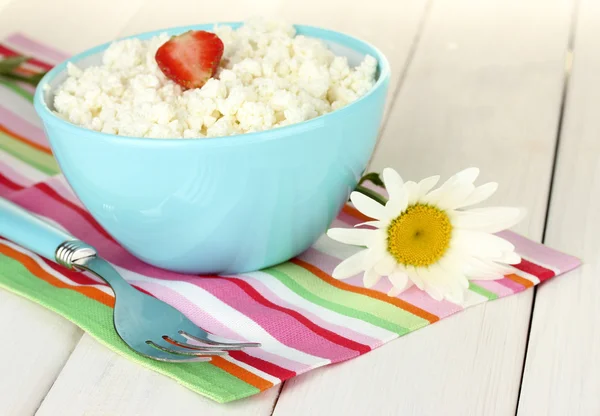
53,18 -> 378,139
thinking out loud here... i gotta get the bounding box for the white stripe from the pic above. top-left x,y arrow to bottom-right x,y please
20,62 -> 47,73
2,39 -> 64,65
44,176 -> 82,206
222,355 -> 282,385
0,85 -> 42,128
519,254 -> 560,275
239,270 -> 396,342
509,267 -> 540,285
0,149 -> 48,184
115,267 -> 327,367
1,240 -> 113,295
312,233 -> 361,261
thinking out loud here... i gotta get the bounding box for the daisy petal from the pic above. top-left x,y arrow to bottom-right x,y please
417,175 -> 440,197
382,168 -> 405,200
387,280 -> 413,297
437,182 -> 475,210
331,249 -> 369,279
454,167 -> 480,184
457,182 -> 498,208
327,228 -> 375,246
350,191 -> 388,221
389,271 -> 409,289
386,191 -> 408,218
445,282 -> 465,304
404,265 -> 425,290
387,286 -> 404,297
354,220 -> 384,228
464,257 -> 513,280
493,251 -> 521,265
417,268 -> 445,301
404,181 -> 419,205
453,230 -> 515,258
374,254 -> 397,275
363,268 -> 382,288
452,207 -> 526,233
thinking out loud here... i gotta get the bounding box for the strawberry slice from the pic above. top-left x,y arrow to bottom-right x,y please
155,30 -> 224,89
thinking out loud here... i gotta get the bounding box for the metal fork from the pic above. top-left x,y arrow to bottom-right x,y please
0,197 -> 260,362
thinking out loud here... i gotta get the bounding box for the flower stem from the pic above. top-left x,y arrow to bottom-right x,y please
354,185 -> 388,206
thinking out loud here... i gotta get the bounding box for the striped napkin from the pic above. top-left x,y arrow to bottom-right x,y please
0,34 -> 581,404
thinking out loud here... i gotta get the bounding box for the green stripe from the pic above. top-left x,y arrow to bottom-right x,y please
0,131 -> 59,175
268,263 -> 430,333
0,80 -> 34,102
468,283 -> 498,300
0,253 -> 258,403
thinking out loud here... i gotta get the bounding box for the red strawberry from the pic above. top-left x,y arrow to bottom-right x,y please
155,30 -> 224,89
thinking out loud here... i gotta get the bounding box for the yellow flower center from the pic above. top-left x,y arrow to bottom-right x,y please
386,204 -> 452,267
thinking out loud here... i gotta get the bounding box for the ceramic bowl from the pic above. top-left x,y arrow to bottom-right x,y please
34,22 -> 390,274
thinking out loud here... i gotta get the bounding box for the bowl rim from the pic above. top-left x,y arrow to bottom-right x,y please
34,21 -> 391,148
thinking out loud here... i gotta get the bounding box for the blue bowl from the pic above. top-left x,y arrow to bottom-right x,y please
34,22 -> 391,274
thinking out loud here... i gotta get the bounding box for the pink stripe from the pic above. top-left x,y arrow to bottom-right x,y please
233,274 -> 382,347
496,276 -> 527,293
0,159 -> 36,188
0,182 -> 17,198
5,33 -> 69,64
498,230 -> 580,273
13,186 -> 313,373
133,281 -> 307,373
43,176 -> 82,206
17,82 -> 36,94
0,105 -> 49,149
299,247 -> 460,318
14,187 -> 361,360
192,277 -> 358,360
472,279 -> 515,297
337,210 -> 361,227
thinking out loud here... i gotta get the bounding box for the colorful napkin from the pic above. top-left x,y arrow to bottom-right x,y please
0,34 -> 581,403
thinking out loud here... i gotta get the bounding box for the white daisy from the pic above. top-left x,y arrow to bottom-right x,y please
327,167 -> 525,304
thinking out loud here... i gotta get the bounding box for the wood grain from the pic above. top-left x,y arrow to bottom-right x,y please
0,0 -> 145,414
0,289 -> 81,415
29,1 -> 429,415
518,0 -> 600,414
36,335 -> 282,416
274,0 -> 574,414
0,0 -> 144,53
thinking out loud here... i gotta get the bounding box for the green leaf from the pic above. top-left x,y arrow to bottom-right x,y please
0,56 -> 29,75
0,71 -> 47,87
357,172 -> 384,187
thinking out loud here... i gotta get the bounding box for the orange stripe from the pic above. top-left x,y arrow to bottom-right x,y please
14,67 -> 37,76
0,123 -> 53,155
342,205 -> 373,223
210,357 -> 274,391
292,258 -> 439,323
0,243 -> 114,307
505,273 -> 534,289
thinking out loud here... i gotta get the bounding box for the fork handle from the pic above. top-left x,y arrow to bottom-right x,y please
0,197 -> 75,261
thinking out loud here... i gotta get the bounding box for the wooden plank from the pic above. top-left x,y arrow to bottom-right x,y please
36,335 -> 282,416
517,0 -> 600,414
0,0 -> 144,54
0,0 -> 144,414
0,289 -> 81,415
33,1 -> 429,414
273,0 -> 574,415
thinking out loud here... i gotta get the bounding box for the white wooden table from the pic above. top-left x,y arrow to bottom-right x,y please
1,0 -> 598,414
